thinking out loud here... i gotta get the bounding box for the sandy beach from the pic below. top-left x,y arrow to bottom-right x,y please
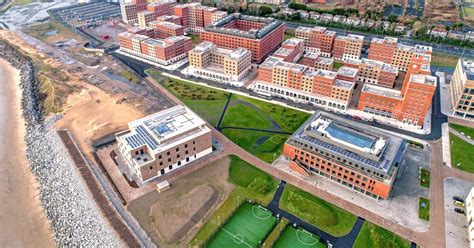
0,59 -> 55,247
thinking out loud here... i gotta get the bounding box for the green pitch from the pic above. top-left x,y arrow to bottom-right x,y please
274,226 -> 326,248
207,202 -> 277,248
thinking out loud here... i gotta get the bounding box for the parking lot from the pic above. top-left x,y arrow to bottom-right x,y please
444,177 -> 473,248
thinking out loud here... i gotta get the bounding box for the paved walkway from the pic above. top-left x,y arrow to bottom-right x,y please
449,127 -> 474,145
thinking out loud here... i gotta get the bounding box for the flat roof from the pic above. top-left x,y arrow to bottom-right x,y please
460,58 -> 474,81
362,84 -> 402,99
410,74 -> 437,86
118,105 -> 207,152
337,66 -> 358,78
288,112 -> 406,175
333,79 -> 355,89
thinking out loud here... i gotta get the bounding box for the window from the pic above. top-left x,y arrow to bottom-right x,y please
169,165 -> 173,170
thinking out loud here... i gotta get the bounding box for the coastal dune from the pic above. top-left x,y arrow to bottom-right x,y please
0,59 -> 54,247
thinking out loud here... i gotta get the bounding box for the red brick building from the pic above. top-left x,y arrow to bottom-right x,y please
149,21 -> 184,39
295,26 -> 336,57
200,14 -> 285,63
272,38 -> 305,63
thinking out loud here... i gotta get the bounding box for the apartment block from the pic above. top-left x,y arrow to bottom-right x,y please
284,111 -> 407,200
137,11 -> 157,28
256,56 -> 356,111
173,3 -> 215,32
127,27 -> 156,38
121,3 -> 138,24
272,38 -> 305,63
466,188 -> 474,248
157,15 -> 182,25
116,105 -> 212,183
200,14 -> 285,63
332,34 -> 364,61
147,2 -> 173,18
450,59 -> 474,120
295,26 -> 336,57
149,21 -> 184,39
299,52 -> 334,71
188,41 -> 251,82
344,58 -> 399,88
357,58 -> 436,127
118,32 -> 192,65
368,37 -> 432,71
202,7 -> 227,26
132,0 -> 147,12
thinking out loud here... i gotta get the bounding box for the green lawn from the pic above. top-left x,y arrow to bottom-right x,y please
223,129 -> 289,164
279,184 -> 357,237
12,0 -> 33,6
284,32 -> 295,40
431,53 -> 459,68
450,123 -> 474,138
418,197 -> 430,221
420,168 -> 430,188
207,202 -> 277,248
450,133 -> 474,173
464,7 -> 474,18
353,222 -> 410,248
191,155 -> 278,246
189,34 -> 200,45
274,226 -> 326,248
157,76 -> 229,126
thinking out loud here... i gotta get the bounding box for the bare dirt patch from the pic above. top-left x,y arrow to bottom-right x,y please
127,156 -> 235,247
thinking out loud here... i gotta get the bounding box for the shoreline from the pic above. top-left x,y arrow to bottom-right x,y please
0,59 -> 55,247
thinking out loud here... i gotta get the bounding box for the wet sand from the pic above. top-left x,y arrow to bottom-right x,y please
0,59 -> 55,247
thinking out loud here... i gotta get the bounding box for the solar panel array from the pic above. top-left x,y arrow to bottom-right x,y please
300,135 -> 392,173
124,125 -> 160,150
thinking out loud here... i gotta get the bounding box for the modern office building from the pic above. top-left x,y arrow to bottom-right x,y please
149,21 -> 184,38
256,56 -> 357,111
368,37 -> 432,71
357,56 -> 436,127
188,41 -> 252,82
344,58 -> 399,88
272,38 -> 305,63
284,111 -> 407,200
116,105 -> 212,183
332,34 -> 364,61
450,58 -> 474,120
295,26 -> 336,57
200,14 -> 285,63
466,187 -> 474,248
118,32 -> 192,65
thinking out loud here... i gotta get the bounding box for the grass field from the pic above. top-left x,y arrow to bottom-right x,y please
207,202 -> 277,248
154,73 -> 310,163
158,77 -> 229,126
191,156 -> 278,246
279,185 -> 357,237
420,168 -> 430,188
353,222 -> 410,248
418,197 -> 430,221
450,124 -> 474,138
431,52 -> 459,68
464,7 -> 474,18
333,61 -> 344,70
450,133 -> 474,173
284,32 -> 295,40
274,226 -> 326,248
23,21 -> 85,44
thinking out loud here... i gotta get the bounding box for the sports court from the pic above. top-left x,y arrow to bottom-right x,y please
207,202 -> 277,248
274,226 -> 326,248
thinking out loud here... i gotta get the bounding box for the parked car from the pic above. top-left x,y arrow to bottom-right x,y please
454,200 -> 465,207
453,196 -> 465,203
454,208 -> 466,215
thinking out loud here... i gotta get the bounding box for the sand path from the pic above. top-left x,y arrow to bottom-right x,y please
0,59 -> 55,247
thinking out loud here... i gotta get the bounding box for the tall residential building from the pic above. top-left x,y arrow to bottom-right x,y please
116,105 -> 212,183
132,0 -> 147,12
200,14 -> 285,63
121,3 -> 138,24
188,41 -> 252,82
295,26 -> 336,57
332,34 -> 364,61
284,111 -> 407,200
344,58 -> 399,88
173,3 -> 226,32
256,56 -> 357,111
118,32 -> 192,65
157,15 -> 182,25
466,188 -> 474,248
137,11 -> 157,28
368,37 -> 432,71
299,52 -> 334,71
357,57 -> 436,127
147,2 -> 173,18
450,58 -> 474,120
149,21 -> 184,38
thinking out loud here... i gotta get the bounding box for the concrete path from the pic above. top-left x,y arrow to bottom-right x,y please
449,127 -> 474,145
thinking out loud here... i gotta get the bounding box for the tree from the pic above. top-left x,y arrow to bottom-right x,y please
259,5 -> 273,16
388,14 -> 398,23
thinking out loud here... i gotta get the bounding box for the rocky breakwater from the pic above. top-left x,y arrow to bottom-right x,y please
0,41 -> 121,246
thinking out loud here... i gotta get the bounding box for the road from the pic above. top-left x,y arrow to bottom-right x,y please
283,21 -> 474,59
